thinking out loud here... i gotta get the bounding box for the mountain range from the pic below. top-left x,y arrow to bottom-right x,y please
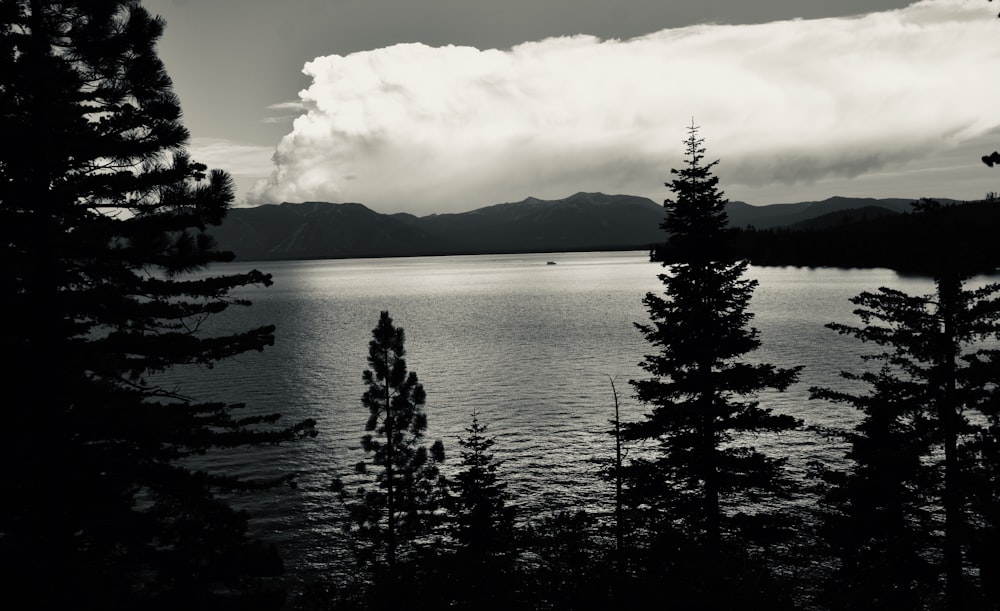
210,192 -> 952,262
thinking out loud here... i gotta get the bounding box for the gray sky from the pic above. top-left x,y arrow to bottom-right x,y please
144,0 -> 1000,213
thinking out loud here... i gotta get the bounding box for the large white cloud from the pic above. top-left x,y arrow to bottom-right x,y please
248,0 -> 1000,213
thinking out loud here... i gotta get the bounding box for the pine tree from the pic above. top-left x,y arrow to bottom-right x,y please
437,411 -> 517,609
623,123 -> 802,600
0,2 -> 315,609
812,238 -> 1000,610
448,410 -> 515,559
812,363 -> 938,609
335,311 -> 446,575
970,363 -> 1000,608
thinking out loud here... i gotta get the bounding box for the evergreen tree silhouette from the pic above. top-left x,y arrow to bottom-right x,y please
444,410 -> 516,609
812,347 -> 940,609
334,311 -> 446,588
812,202 -> 1000,610
449,411 -> 514,560
970,362 -> 1000,609
623,123 -> 802,604
0,2 -> 315,609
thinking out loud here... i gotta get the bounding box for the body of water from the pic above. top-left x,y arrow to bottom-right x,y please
158,251 -> 956,576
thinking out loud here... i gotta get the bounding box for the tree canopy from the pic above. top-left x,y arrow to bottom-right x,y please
811,206 -> 1000,610
335,311 -> 446,573
623,124 -> 802,605
0,2 -> 313,608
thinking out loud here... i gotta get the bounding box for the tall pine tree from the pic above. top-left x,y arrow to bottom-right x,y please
0,2 -> 313,609
335,311 -> 446,576
812,201 -> 1000,610
623,123 -> 802,603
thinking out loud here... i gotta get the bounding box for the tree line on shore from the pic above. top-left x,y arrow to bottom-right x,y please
3,2 -> 999,610
723,196 -> 1000,273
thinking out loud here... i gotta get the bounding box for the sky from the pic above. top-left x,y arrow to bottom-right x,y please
144,0 -> 1000,214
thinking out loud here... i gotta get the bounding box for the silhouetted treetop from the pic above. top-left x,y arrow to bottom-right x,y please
334,311 -> 446,573
623,123 -> 802,605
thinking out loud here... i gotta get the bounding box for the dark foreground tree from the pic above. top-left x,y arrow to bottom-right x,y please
443,410 -> 516,609
971,370 -> 1000,608
334,311 -> 445,587
623,123 -> 802,605
0,2 -> 314,610
812,236 -> 1000,610
812,360 -> 939,609
522,511 -> 613,610
448,411 -> 515,560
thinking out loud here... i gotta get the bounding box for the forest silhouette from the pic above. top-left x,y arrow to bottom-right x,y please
3,1 -> 999,610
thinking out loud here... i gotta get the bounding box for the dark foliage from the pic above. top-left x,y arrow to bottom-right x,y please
448,412 -> 515,555
442,411 -> 517,608
623,123 -> 803,603
517,511 -> 615,611
812,354 -> 942,608
810,205 -> 1000,609
333,311 -> 446,576
969,388 -> 1000,608
726,198 -> 1000,274
0,2 -> 315,609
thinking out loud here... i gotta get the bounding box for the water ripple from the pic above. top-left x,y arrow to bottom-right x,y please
155,253 -> 962,581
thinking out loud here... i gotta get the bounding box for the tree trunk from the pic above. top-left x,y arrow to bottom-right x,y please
383,350 -> 396,569
701,363 -> 721,557
25,4 -> 69,604
609,376 -> 625,574
937,275 -> 963,610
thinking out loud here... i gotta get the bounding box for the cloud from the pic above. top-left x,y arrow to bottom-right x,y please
262,101 -> 310,124
188,137 -> 276,178
186,137 -> 276,206
248,0 -> 1000,213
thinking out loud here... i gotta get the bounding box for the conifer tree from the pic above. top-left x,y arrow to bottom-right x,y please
335,311 -> 446,574
623,123 -> 802,598
970,366 -> 1000,608
448,410 -> 515,560
812,363 -> 938,609
441,410 -> 516,609
0,2 -> 316,609
811,214 -> 1000,610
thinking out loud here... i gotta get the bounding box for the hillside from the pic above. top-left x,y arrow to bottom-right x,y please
207,201 -> 464,260
210,193 -> 941,262
788,205 -> 901,230
725,196 -> 919,229
729,199 -> 1000,273
411,192 -> 666,253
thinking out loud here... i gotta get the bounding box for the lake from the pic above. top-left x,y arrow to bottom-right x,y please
159,250 -> 957,577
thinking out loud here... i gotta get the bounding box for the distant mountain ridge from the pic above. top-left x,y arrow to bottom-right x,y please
724,196 -> 921,229
210,192 -> 954,262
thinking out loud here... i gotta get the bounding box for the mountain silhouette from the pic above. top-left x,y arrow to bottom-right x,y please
210,193 -> 949,262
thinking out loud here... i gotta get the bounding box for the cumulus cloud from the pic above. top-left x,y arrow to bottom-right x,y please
248,0 -> 1000,213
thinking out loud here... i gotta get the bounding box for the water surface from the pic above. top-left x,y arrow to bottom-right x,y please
161,251 -> 952,574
